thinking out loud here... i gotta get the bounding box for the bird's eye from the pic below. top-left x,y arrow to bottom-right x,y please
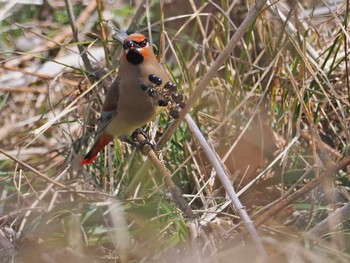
140,39 -> 148,47
123,40 -> 134,49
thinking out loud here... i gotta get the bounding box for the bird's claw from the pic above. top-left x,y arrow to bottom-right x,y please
137,140 -> 155,150
131,128 -> 155,150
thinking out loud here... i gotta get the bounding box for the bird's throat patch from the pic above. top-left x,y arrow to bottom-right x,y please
126,49 -> 144,65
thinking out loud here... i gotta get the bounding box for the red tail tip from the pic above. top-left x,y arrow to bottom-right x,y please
80,156 -> 97,166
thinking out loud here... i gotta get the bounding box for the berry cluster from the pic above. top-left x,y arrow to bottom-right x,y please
141,74 -> 185,119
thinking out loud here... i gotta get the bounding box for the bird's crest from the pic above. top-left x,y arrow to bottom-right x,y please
126,33 -> 147,43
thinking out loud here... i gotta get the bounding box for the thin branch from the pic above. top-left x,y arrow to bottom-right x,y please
64,0 -> 94,73
185,114 -> 267,256
96,0 -> 110,68
157,0 -> 164,63
130,133 -> 195,219
0,148 -> 68,190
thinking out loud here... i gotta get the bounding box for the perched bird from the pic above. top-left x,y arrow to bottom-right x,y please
80,33 -> 170,165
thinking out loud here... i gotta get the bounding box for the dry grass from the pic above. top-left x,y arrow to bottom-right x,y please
0,0 -> 350,262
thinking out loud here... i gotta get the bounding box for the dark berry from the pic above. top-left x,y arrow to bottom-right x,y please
178,101 -> 186,109
148,88 -> 155,97
169,109 -> 180,119
164,82 -> 177,91
140,84 -> 149,91
158,99 -> 169,107
171,92 -> 184,103
148,74 -> 162,86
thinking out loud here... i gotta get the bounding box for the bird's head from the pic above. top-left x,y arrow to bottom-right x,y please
123,33 -> 151,65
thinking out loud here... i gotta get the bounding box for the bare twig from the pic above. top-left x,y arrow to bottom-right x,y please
64,0 -> 93,73
0,64 -> 51,79
133,133 -> 195,219
96,0 -> 110,68
0,148 -> 49,160
157,0 -> 165,63
185,114 -> 266,256
0,148 -> 68,190
0,86 -> 48,94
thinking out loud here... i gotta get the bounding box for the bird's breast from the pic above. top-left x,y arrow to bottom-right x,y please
116,60 -> 170,127
117,76 -> 158,125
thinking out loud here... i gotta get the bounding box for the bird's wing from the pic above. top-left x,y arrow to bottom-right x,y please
80,76 -> 120,165
94,76 -> 121,135
94,109 -> 118,136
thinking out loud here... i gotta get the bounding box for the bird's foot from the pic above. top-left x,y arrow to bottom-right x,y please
132,128 -> 155,150
120,129 -> 154,150
119,135 -> 139,148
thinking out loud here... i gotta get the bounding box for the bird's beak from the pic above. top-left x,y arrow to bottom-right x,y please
111,28 -> 128,43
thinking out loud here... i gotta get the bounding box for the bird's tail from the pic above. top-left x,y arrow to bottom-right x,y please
80,132 -> 114,166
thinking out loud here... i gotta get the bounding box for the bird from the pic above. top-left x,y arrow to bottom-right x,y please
80,33 -> 171,165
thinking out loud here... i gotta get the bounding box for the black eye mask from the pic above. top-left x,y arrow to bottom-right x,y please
123,39 -> 148,49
